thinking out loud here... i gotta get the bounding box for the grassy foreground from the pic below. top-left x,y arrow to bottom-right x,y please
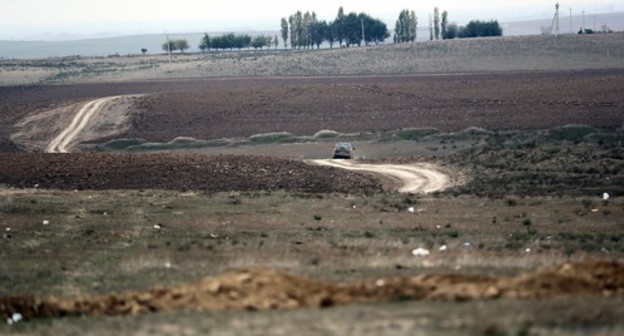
1,187 -> 623,334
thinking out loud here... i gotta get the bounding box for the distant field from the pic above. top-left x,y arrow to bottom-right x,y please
1,34 -> 623,86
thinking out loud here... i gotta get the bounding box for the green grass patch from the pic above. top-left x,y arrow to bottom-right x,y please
396,128 -> 440,141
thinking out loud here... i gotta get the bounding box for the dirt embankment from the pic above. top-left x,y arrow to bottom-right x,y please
1,260 -> 622,320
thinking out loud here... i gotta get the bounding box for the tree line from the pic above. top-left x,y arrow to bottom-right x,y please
160,7 -> 503,54
394,7 -> 502,43
280,7 -> 390,49
198,33 -> 278,51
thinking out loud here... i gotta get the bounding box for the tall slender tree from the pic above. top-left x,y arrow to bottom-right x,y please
429,13 -> 434,40
441,11 -> 449,39
336,7 -> 345,47
295,11 -> 303,49
280,18 -> 289,49
433,7 -> 440,40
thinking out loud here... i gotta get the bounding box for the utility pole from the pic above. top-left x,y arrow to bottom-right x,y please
569,7 -> 572,33
593,15 -> 596,32
361,18 -> 366,46
551,3 -> 560,36
165,33 -> 172,63
582,11 -> 585,33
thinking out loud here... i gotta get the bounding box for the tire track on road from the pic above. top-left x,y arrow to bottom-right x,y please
311,159 -> 452,193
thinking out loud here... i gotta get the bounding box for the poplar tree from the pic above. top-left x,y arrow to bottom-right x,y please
433,7 -> 440,40
441,11 -> 449,39
280,18 -> 289,49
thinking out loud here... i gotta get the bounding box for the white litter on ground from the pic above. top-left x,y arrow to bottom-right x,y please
439,245 -> 448,251
525,248 -> 531,253
603,193 -> 610,200
153,224 -> 161,229
42,220 -> 49,225
408,207 -> 415,213
464,242 -> 471,247
376,279 -> 385,287
412,248 -> 430,257
7,313 -> 22,325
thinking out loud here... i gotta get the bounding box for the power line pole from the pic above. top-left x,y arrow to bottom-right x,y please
551,3 -> 560,36
165,33 -> 172,63
582,11 -> 586,33
569,7 -> 572,33
361,18 -> 366,46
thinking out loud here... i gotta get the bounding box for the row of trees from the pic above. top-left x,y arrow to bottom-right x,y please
445,20 -> 503,39
199,33 -> 279,51
161,39 -> 190,53
394,8 -> 502,42
161,8 -> 503,54
280,7 -> 390,49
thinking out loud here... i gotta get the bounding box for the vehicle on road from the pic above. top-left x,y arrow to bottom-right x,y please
333,142 -> 355,159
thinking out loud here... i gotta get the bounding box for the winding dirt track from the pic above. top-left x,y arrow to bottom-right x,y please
312,160 -> 451,193
38,96 -> 453,194
46,96 -> 122,153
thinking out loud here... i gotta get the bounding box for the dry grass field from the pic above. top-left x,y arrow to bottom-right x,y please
1,34 -> 624,335
0,34 -> 623,86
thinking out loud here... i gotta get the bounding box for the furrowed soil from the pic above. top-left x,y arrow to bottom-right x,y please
1,35 -> 624,335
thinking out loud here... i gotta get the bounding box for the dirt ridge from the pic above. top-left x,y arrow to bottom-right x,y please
1,260 -> 622,320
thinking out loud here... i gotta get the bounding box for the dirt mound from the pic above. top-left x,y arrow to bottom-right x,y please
1,260 -> 622,320
0,153 -> 382,193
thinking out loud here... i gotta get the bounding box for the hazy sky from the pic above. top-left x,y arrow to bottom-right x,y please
0,0 -> 620,40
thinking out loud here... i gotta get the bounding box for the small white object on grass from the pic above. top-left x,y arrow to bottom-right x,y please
165,262 -> 172,268
42,220 -> 49,225
5,228 -> 10,232
153,224 -> 161,230
603,193 -> 610,200
439,245 -> 448,252
411,248 -> 430,257
376,279 -> 385,287
8,313 -> 23,324
464,242 -> 471,247
592,209 -> 599,213
408,207 -> 415,213
525,248 -> 531,253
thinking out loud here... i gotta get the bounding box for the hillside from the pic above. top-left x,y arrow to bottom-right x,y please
1,34 -> 623,86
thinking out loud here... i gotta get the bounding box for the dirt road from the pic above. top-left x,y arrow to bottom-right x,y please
312,160 -> 452,193
46,96 -> 123,153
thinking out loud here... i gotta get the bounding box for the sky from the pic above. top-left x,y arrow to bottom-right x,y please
0,0 -> 620,40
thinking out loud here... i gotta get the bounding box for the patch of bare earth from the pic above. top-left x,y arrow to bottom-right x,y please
1,260 -> 622,320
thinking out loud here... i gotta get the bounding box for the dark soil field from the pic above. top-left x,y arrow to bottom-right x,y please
2,69 -> 624,147
0,153 -> 382,194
